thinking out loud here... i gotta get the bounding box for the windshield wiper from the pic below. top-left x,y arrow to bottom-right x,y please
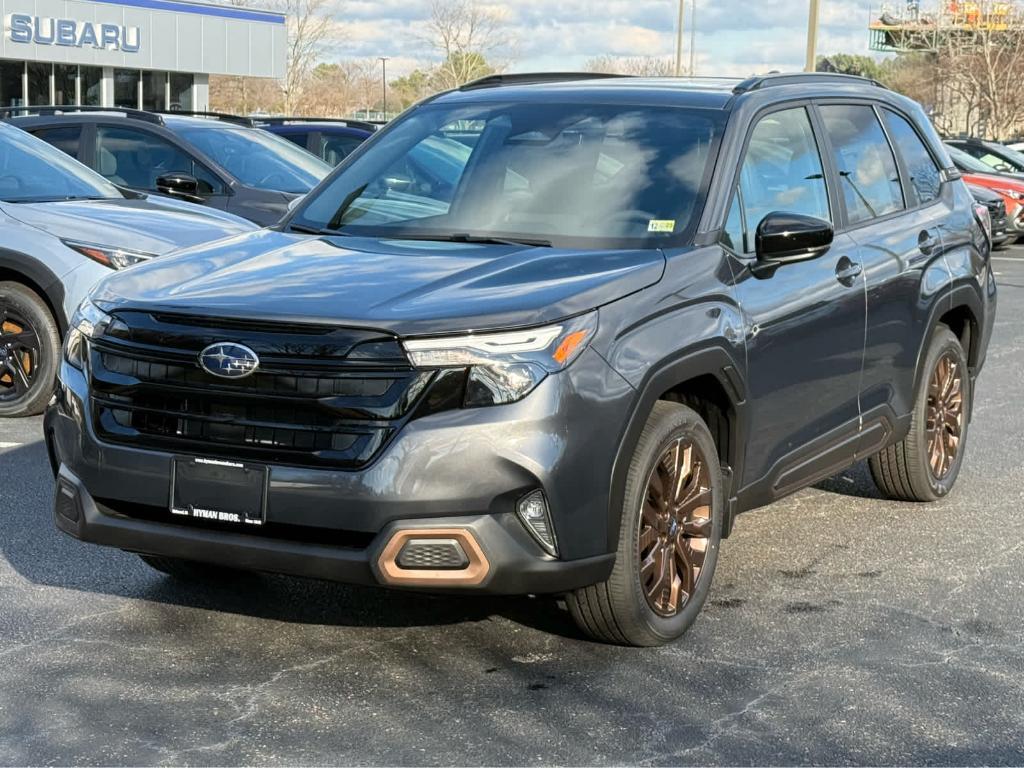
389,233 -> 554,248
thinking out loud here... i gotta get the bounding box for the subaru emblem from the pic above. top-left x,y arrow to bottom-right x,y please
198,342 -> 260,379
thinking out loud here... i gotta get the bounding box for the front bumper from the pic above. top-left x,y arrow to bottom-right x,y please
46,349 -> 633,594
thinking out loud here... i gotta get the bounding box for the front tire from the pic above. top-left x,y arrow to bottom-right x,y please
869,326 -> 970,501
0,282 -> 60,418
568,401 -> 724,646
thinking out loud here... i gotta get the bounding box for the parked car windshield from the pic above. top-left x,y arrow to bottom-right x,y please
290,101 -> 724,248
176,124 -> 331,194
0,124 -> 122,203
946,143 -> 1000,175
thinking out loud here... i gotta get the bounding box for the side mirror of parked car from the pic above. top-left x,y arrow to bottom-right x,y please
156,173 -> 203,203
755,212 -> 834,268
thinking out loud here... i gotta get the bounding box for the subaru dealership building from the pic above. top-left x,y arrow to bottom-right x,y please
0,0 -> 286,111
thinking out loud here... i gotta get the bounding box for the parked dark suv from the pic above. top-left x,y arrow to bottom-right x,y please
1,107 -> 330,226
46,73 -> 996,646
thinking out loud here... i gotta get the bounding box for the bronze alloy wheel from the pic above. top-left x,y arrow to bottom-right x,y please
0,313 -> 38,404
638,437 -> 713,617
926,351 -> 964,480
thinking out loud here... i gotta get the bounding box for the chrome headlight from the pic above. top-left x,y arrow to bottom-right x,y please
63,298 -> 112,370
402,312 -> 598,406
63,239 -> 155,270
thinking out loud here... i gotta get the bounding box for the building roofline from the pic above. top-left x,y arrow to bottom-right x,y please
87,0 -> 286,25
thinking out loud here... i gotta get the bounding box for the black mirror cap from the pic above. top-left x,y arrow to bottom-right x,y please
755,212 -> 834,264
156,173 -> 201,199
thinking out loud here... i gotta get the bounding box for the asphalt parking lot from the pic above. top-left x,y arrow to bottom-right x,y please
1,247 -> 1023,766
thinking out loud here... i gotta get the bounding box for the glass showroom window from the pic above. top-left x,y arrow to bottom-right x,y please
0,61 -> 23,107
169,73 -> 193,111
114,69 -> 140,109
27,62 -> 51,105
142,71 -> 167,112
81,67 -> 102,106
54,65 -> 77,105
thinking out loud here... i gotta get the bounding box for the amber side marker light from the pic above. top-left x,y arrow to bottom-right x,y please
552,330 -> 589,365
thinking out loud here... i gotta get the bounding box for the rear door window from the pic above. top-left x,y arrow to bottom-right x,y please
820,104 -> 904,225
881,109 -> 942,206
32,126 -> 83,160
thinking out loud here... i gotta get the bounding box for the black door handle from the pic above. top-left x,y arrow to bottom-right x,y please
835,258 -> 862,285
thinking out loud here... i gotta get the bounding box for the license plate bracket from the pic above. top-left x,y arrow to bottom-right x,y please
170,457 -> 268,527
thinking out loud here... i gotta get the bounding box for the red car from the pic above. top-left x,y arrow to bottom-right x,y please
946,143 -> 1024,240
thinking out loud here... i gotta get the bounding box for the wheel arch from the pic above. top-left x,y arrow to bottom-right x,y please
0,249 -> 67,334
606,345 -> 748,551
912,283 -> 983,400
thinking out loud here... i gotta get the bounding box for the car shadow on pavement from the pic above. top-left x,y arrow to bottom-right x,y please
812,459 -> 886,500
0,441 -> 590,641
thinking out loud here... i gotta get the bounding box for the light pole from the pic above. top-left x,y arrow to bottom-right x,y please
674,0 -> 685,76
805,0 -> 820,73
379,56 -> 389,120
688,0 -> 697,75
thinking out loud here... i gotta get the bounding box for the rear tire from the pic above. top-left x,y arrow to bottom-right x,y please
869,326 -> 970,502
0,281 -> 60,418
568,401 -> 724,646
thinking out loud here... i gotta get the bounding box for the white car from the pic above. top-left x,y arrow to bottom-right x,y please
0,122 -> 257,417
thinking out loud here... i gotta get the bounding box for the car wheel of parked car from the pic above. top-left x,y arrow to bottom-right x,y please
568,401 -> 724,646
870,326 -> 970,502
138,554 -> 244,581
0,281 -> 60,418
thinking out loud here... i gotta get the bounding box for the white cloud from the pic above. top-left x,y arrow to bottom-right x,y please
331,0 -> 880,76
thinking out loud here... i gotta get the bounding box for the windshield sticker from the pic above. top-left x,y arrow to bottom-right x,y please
648,220 -> 676,233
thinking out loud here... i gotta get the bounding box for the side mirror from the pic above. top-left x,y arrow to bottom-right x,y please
156,173 -> 202,202
755,212 -> 834,266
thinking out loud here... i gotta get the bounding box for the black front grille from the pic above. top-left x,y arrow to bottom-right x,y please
88,311 -> 447,469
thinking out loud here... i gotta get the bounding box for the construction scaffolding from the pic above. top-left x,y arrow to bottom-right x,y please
869,1 -> 1024,52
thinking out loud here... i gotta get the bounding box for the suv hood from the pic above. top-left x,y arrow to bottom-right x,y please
1,196 -> 256,255
91,228 -> 666,335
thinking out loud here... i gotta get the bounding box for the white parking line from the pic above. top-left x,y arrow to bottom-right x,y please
0,442 -> 21,448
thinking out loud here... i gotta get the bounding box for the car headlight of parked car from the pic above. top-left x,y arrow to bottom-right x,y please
63,298 -> 113,371
62,239 -> 155,270
402,311 -> 598,406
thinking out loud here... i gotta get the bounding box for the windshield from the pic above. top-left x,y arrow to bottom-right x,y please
176,124 -> 331,194
946,144 -> 997,174
290,101 -> 724,248
0,124 -> 122,203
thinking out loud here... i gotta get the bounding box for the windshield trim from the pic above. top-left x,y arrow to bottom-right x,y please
282,100 -> 727,251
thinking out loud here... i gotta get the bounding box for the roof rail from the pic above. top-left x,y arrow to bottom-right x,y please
155,109 -> 255,126
460,72 -> 631,91
732,72 -> 886,94
0,104 -> 164,124
256,116 -> 379,132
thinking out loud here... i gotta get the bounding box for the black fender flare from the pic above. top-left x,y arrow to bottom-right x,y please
911,282 -> 984,395
0,248 -> 67,333
605,343 -> 748,551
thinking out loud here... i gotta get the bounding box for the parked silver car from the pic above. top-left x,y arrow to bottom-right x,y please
0,122 -> 257,417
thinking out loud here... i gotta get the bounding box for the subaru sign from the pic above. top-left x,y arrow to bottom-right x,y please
6,14 -> 140,52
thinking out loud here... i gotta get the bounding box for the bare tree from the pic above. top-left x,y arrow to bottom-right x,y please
225,0 -> 344,114
583,55 -> 674,77
939,3 -> 1024,138
423,0 -> 512,90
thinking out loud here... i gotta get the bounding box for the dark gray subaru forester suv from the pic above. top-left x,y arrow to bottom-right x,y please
46,73 -> 997,646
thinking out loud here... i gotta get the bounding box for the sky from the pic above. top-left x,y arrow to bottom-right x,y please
333,0 -> 884,77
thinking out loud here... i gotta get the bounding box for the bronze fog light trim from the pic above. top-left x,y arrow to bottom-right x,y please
377,528 -> 490,587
